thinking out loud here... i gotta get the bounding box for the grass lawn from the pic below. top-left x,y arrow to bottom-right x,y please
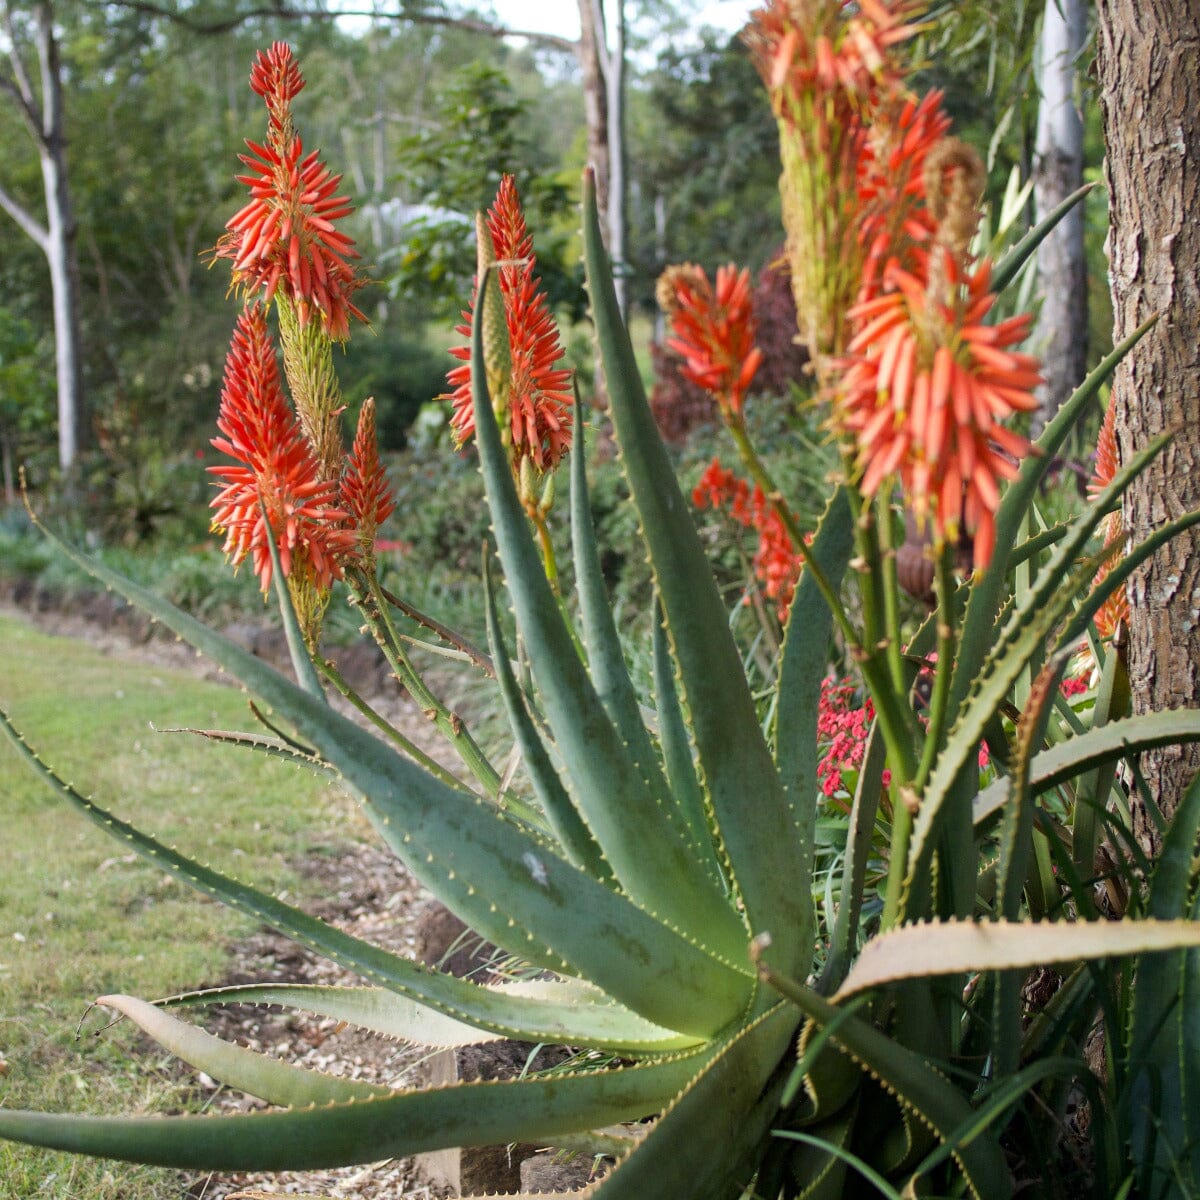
0,612 -> 368,1198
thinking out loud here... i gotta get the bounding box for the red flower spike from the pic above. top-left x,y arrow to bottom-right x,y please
213,50 -> 366,342
445,175 -> 572,474
666,264 -> 763,416
342,397 -> 396,551
209,306 -> 356,593
249,42 -> 304,133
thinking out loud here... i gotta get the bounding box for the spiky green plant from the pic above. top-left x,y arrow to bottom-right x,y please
4,19 -> 1200,1200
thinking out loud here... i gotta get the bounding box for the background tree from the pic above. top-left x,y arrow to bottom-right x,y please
0,0 -> 85,472
1031,0 -> 1088,432
1096,0 -> 1200,855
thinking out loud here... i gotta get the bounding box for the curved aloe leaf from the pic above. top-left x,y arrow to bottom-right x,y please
651,597 -> 726,892
581,169 -> 808,977
762,968 -> 1011,1200
8,528 -> 754,1037
469,267 -> 746,966
569,399 -> 671,806
0,707 -> 704,1052
776,487 -> 854,888
835,916 -> 1200,1001
974,709 -> 1200,827
951,317 -> 1158,722
482,553 -> 608,878
1128,771 -> 1200,1193
990,182 -> 1095,294
158,982 -> 504,1047
155,726 -> 335,776
0,1040 -> 719,1171
588,1003 -> 800,1200
94,993 -> 389,1105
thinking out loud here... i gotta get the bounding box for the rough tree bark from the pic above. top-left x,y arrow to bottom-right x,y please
0,0 -> 85,473
1095,0 -> 1200,856
1031,0 -> 1087,432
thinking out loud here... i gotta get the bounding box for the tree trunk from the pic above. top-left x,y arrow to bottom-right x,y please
577,0 -> 628,316
0,0 -> 86,473
1031,0 -> 1087,433
1095,0 -> 1200,855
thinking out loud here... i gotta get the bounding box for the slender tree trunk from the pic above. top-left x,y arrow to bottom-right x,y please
1031,0 -> 1087,433
0,0 -> 85,473
577,0 -> 628,316
1095,0 -> 1200,856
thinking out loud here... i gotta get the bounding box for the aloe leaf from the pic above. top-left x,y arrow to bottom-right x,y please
776,487 -> 854,888
835,916 -> 1200,1000
652,597 -> 727,892
972,709 -> 1200,828
762,971 -> 1011,1199
1128,771 -> 1200,1191
155,726 -> 335,776
581,169 -> 808,976
569,397 -> 670,804
482,553 -> 608,878
0,1041 -> 719,1171
157,981 -> 505,1047
94,994 -> 389,1104
821,718 -> 887,991
587,1003 -> 800,1200
906,438 -> 1169,902
990,182 -> 1095,294
0,708 -> 702,1052
469,269 -> 745,965
951,317 -> 1157,717
10,529 -> 753,1037
774,1123 -> 902,1200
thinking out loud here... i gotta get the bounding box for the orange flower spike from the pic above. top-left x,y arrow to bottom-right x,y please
342,397 -> 396,559
209,306 -> 355,593
666,264 -> 762,417
213,47 -> 367,343
444,175 -> 572,475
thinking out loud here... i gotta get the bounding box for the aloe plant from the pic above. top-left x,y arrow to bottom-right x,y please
4,14 -> 1200,1199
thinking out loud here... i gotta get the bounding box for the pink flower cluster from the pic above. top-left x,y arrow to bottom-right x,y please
816,675 -> 888,799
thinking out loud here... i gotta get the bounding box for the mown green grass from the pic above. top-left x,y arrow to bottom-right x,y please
0,612 -> 366,1198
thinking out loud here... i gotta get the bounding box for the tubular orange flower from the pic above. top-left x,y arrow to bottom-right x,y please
839,254 -> 1040,569
445,175 -> 572,473
342,397 -> 396,558
209,306 -> 355,593
664,264 -> 763,417
213,46 -> 366,342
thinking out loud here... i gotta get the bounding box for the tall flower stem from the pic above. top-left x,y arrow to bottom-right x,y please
876,490 -> 906,695
726,418 -> 854,648
915,542 -> 957,793
352,569 -> 514,807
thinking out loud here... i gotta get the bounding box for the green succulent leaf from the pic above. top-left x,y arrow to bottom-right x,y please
835,917 -> 1200,1000
581,169 -> 809,977
0,1040 -> 721,1171
94,993 -> 389,1105
153,725 -> 334,776
990,182 -> 1096,294
972,709 -> 1200,828
482,552 -> 608,878
0,707 -> 704,1052
9,524 -> 754,1037
776,487 -> 854,889
763,969 -> 1011,1200
588,1003 -> 800,1200
570,398 -> 672,808
469,265 -> 747,967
